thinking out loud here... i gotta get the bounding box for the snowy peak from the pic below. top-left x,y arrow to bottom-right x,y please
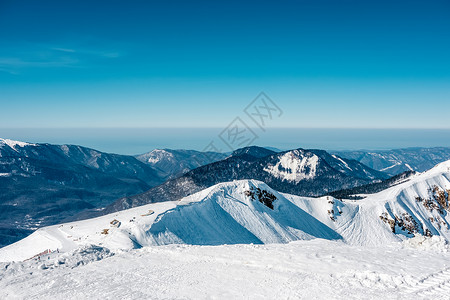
264,149 -> 319,182
0,138 -> 36,149
137,149 -> 175,164
427,159 -> 450,174
262,148 -> 386,184
108,147 -> 389,213
0,179 -> 342,261
146,179 -> 340,246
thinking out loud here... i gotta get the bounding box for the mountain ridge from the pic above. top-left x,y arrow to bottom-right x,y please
333,147 -> 450,176
0,138 -> 164,247
2,159 -> 450,262
103,146 -> 387,213
136,148 -> 228,179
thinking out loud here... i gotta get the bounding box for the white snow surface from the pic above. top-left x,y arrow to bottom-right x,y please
332,154 -> 353,171
2,160 -> 450,298
405,163 -> 414,171
2,240 -> 450,299
380,162 -> 402,172
264,150 -> 319,182
0,138 -> 35,149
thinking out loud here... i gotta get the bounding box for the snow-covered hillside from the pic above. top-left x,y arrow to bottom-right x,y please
1,160 -> 450,262
1,161 -> 450,299
0,180 -> 341,261
0,138 -> 164,248
0,138 -> 36,150
337,159 -> 450,245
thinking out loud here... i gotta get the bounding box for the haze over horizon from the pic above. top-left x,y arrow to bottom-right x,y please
2,128 -> 450,155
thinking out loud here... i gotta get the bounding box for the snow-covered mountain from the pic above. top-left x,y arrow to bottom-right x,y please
136,149 -> 228,179
0,180 -> 342,261
105,147 -> 387,213
0,140 -> 385,248
4,159 -> 449,262
333,147 -> 450,176
2,161 -> 450,299
334,159 -> 450,245
0,138 -> 164,248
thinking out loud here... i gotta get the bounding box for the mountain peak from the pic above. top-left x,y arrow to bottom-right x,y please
424,159 -> 450,175
231,146 -> 275,159
145,149 -> 175,164
0,138 -> 36,149
264,149 -> 320,183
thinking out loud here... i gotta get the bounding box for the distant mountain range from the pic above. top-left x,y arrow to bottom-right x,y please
0,138 -> 164,247
333,147 -> 450,176
135,149 -> 228,179
3,159 -> 450,262
103,146 -> 388,213
2,137 -> 450,249
133,147 -> 450,179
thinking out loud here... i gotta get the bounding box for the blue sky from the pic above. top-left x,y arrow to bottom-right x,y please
0,0 -> 449,130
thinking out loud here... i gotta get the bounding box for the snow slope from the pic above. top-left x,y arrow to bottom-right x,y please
0,138 -> 164,248
0,180 -> 341,261
288,160 -> 450,246
338,160 -> 450,245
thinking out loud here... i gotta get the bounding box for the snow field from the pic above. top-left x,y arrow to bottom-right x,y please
1,239 -> 450,299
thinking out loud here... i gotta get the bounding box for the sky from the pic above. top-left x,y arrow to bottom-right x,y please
0,0 -> 450,151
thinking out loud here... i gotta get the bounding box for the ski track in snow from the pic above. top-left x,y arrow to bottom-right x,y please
406,267 -> 450,297
1,240 -> 450,299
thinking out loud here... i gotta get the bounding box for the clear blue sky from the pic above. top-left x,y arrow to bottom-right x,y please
0,0 -> 449,129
